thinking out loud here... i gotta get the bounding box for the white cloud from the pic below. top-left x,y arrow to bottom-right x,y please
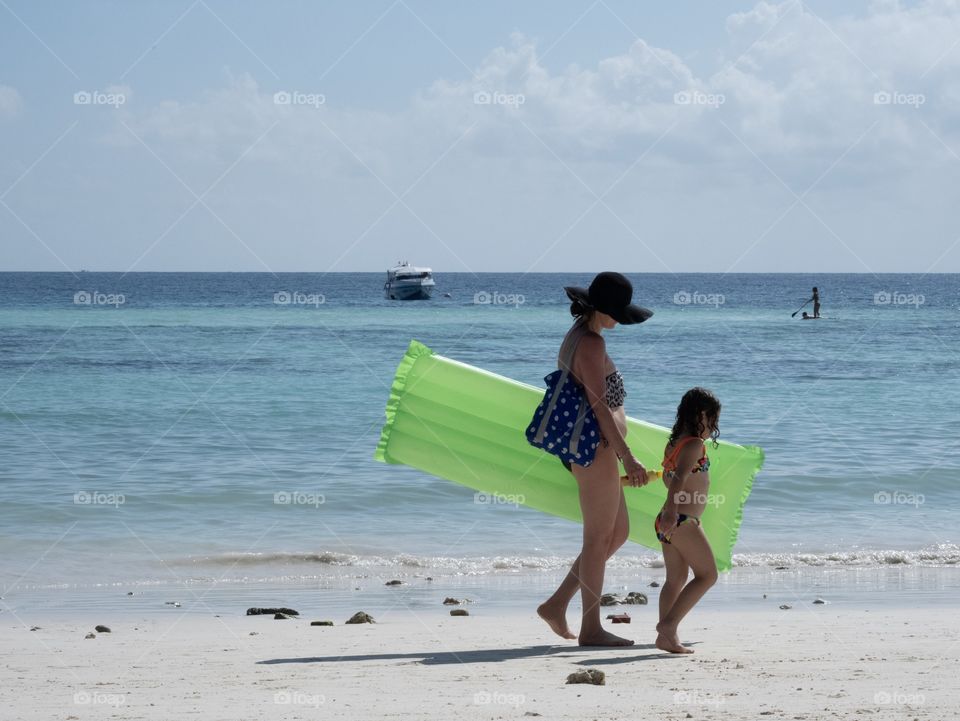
0,84 -> 22,119
28,1 -> 960,271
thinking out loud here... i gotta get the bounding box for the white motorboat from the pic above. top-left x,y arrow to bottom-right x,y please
384,261 -> 435,300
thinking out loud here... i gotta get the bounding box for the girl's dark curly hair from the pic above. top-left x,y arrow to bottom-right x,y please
668,387 -> 721,448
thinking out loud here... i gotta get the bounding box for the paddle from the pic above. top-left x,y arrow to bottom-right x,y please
791,298 -> 812,317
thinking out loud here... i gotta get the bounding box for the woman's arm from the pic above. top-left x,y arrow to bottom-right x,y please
573,333 -> 647,484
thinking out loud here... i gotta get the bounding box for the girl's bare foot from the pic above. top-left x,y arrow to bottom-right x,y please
655,621 -> 693,654
578,629 -> 635,647
537,602 -> 576,640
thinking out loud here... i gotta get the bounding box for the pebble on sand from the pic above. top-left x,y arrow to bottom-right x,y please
84,632 -> 96,639
274,613 -> 293,620
345,611 -> 375,624
649,581 -> 660,587
310,621 -> 334,626
813,598 -> 826,604
449,609 -> 469,617
94,625 -> 111,633
566,669 -> 605,686
442,597 -> 471,605
780,604 -> 793,610
385,580 -> 403,586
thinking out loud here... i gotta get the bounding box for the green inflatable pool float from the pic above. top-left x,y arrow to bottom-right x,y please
374,340 -> 764,571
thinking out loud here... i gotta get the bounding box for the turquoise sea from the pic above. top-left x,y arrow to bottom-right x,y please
1,272 -> 958,613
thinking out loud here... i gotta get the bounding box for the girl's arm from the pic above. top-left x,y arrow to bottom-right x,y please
573,333 -> 647,484
658,441 -> 703,532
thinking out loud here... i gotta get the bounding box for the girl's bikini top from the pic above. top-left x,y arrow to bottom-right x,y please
662,436 -> 710,476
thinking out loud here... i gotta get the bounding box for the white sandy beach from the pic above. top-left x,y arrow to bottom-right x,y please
2,603 -> 954,720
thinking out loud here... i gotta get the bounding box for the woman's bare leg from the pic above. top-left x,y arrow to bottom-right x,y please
571,447 -> 633,646
538,491 -> 629,639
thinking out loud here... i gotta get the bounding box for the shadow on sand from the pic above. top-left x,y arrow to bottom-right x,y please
258,642 -> 695,666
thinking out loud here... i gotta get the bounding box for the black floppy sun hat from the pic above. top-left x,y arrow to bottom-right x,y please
564,271 -> 653,325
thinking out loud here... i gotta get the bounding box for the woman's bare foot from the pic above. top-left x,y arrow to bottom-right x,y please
537,602 -> 576,640
578,629 -> 635,647
655,621 -> 693,654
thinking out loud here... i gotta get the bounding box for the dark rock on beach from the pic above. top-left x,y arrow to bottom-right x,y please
274,613 -> 293,620
310,621 -> 334,626
443,597 -> 472,605
385,579 -> 403,586
345,611 -> 375,624
94,625 -> 111,633
600,591 -> 647,606
246,607 -> 299,616
566,669 -> 605,685
449,609 -> 469,617
649,581 -> 660,587
84,632 -> 96,639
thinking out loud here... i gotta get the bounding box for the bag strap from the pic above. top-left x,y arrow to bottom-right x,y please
558,318 -> 588,377
533,322 -> 590,445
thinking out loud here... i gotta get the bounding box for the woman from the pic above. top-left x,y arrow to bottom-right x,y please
537,271 -> 653,646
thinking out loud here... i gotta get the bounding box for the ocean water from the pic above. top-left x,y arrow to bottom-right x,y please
1,272 -> 958,611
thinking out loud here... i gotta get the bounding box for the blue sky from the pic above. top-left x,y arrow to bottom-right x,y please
2,0 -> 958,272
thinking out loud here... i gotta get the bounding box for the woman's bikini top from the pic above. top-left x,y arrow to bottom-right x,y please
604,369 -> 626,409
559,324 -> 627,410
662,436 -> 710,476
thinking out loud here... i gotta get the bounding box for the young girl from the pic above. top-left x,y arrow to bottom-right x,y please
654,387 -> 721,654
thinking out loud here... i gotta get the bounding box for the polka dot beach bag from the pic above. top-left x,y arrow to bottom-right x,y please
525,327 -> 600,468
